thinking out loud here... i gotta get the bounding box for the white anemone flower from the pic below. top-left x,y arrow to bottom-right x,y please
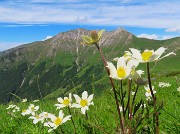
130,47 -> 176,63
29,114 -> 44,124
55,93 -> 72,109
107,57 -> 134,80
28,104 -> 39,116
144,85 -> 156,98
113,51 -> 132,62
22,98 -> 27,102
44,110 -> 71,132
177,87 -> 180,92
21,109 -> 31,116
72,91 -> 94,114
6,104 -> 16,109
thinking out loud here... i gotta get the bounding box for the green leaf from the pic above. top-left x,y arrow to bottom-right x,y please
82,36 -> 93,44
98,30 -> 105,40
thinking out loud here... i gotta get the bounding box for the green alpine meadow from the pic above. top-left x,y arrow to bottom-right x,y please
0,28 -> 180,133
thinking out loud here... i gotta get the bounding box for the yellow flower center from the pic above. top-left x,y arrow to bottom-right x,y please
147,89 -> 151,93
31,107 -> 35,111
36,115 -> 40,119
62,99 -> 70,105
22,109 -> 26,113
117,67 -> 126,78
54,117 -> 62,126
80,99 -> 88,107
141,51 -> 153,61
131,69 -> 135,75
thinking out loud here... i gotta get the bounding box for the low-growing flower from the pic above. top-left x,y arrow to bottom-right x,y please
72,91 -> 94,114
33,99 -> 39,102
144,85 -> 156,98
44,110 -> 71,132
29,114 -> 44,124
28,104 -> 39,116
177,87 -> 180,92
82,30 -> 105,45
158,82 -> 171,88
21,109 -> 31,116
130,47 -> 176,63
55,93 -> 72,109
22,98 -> 27,102
6,104 -> 16,109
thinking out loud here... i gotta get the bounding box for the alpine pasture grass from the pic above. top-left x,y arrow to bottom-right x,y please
0,75 -> 180,133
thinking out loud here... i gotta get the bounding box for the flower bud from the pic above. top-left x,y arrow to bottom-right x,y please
90,30 -> 99,43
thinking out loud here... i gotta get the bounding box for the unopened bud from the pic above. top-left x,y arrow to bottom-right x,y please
90,30 -> 99,43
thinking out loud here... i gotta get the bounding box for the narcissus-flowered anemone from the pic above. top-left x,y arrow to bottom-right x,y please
44,110 -> 71,132
55,93 -> 72,109
129,47 -> 176,63
107,57 -> 139,80
72,91 -> 94,114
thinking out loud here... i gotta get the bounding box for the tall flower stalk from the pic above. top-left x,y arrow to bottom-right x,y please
94,42 -> 125,134
146,62 -> 159,134
82,30 -> 125,133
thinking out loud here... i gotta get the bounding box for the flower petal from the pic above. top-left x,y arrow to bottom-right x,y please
117,57 -> 126,69
57,97 -> 64,103
73,94 -> 81,103
107,62 -> 117,78
62,115 -> 71,123
82,91 -> 88,99
87,94 -> 94,102
71,103 -> 81,108
129,48 -> 142,61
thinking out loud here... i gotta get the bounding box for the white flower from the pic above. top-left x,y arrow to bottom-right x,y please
107,57 -> 134,80
29,114 -> 44,124
131,92 -> 135,96
55,93 -> 72,109
12,106 -> 20,112
144,85 -> 156,98
177,87 -> 180,92
22,98 -> 27,102
130,47 -> 176,63
119,106 -> 123,112
72,91 -> 94,114
21,109 -> 31,116
158,82 -> 171,88
6,104 -> 16,109
33,99 -> 39,102
44,110 -> 71,132
28,104 -> 39,116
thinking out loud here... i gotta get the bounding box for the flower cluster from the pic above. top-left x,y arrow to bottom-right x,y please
158,82 -> 171,88
6,91 -> 94,133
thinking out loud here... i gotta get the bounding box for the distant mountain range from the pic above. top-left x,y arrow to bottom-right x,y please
0,28 -> 179,103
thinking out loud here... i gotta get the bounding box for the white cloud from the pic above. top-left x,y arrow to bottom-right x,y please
166,25 -> 180,33
0,0 -> 180,30
42,35 -> 52,41
161,35 -> 173,40
137,34 -> 158,40
0,42 -> 25,52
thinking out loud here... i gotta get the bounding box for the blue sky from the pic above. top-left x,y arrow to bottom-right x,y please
0,0 -> 180,51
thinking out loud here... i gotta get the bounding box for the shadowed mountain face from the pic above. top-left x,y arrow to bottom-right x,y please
0,28 -> 180,103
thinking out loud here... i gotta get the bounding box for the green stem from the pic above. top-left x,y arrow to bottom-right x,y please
68,107 -> 77,134
95,43 -> 125,134
120,80 -> 125,117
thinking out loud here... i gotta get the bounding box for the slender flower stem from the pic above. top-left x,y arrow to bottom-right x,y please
95,43 -> 125,134
68,107 -> 76,134
125,79 -> 132,118
130,85 -> 139,120
146,62 -> 159,134
120,80 -> 125,117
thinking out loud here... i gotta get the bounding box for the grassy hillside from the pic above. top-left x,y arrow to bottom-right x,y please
0,29 -> 180,103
